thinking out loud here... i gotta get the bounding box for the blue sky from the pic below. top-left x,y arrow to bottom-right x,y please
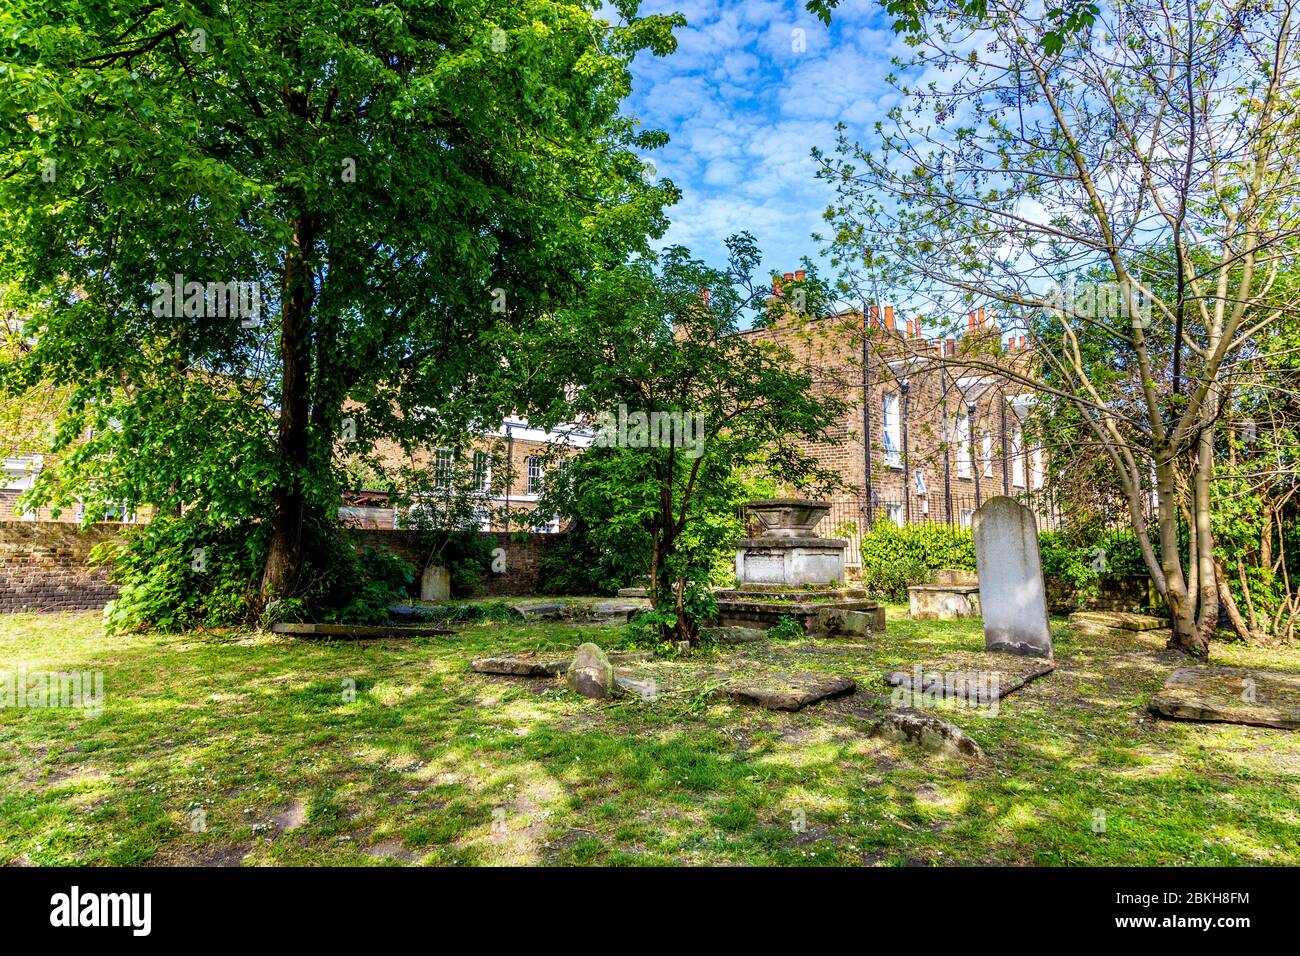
625,0 -> 909,285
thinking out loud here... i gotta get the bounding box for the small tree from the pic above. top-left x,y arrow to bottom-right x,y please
816,0 -> 1300,657
524,235 -> 846,643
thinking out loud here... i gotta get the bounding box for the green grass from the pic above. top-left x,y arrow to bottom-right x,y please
1,604 -> 1298,866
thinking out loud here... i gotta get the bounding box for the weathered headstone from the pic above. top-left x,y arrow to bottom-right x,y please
420,564 -> 450,601
567,643 -> 614,699
973,496 -> 1052,658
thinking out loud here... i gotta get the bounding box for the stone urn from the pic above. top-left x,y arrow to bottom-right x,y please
744,498 -> 831,538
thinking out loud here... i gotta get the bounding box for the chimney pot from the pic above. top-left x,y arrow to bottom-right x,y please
978,306 -> 986,325
945,337 -> 956,356
784,272 -> 795,283
884,305 -> 896,331
794,269 -> 806,282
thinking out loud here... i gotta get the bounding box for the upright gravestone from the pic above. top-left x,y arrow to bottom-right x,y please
973,497 -> 1052,658
420,564 -> 451,602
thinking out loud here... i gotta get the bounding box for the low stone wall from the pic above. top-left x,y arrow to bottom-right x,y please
0,522 -> 564,614
0,521 -> 123,613
1046,574 -> 1156,614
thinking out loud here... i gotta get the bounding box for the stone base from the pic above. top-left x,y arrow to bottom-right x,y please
734,536 -> 846,588
908,583 -> 980,620
713,593 -> 885,637
1149,667 -> 1300,729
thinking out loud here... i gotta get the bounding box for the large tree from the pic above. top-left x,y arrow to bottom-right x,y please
0,0 -> 679,603
817,0 -> 1300,657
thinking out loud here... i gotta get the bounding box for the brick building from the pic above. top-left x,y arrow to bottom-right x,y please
744,277 -> 1052,566
348,416 -> 591,532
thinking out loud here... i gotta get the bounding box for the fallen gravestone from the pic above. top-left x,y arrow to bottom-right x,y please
1149,667 -> 1300,730
973,497 -> 1052,658
883,658 -> 1055,702
719,671 -> 856,711
272,622 -> 452,639
474,649 -> 653,678
567,643 -> 615,699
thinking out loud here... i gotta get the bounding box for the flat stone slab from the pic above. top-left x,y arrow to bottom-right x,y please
1071,611 -> 1167,633
1149,667 -> 1300,730
719,671 -> 856,711
883,658 -> 1055,702
272,622 -> 453,639
471,654 -> 568,677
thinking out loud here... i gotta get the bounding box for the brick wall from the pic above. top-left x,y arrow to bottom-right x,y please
0,522 -> 564,614
0,521 -> 122,613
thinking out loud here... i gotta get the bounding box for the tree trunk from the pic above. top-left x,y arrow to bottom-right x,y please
1153,453 -> 1205,656
1192,418 -> 1219,650
261,215 -> 317,601
1215,558 -> 1252,642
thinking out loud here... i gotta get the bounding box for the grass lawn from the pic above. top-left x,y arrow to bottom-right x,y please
1,604 -> 1298,866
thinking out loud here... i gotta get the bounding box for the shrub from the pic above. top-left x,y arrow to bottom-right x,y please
94,514 -> 266,634
766,615 -> 803,641
858,521 -> 975,601
96,512 -> 415,632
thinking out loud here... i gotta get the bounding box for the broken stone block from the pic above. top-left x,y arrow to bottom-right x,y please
701,625 -> 767,645
1149,667 -> 1300,730
612,673 -> 658,700
867,710 -> 985,761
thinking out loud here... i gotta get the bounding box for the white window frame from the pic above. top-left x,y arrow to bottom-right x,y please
982,432 -> 994,478
472,451 -> 492,493
433,447 -> 455,490
955,413 -> 971,478
1012,428 -> 1025,488
526,456 -> 544,495
882,393 -> 901,468
883,503 -> 903,525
